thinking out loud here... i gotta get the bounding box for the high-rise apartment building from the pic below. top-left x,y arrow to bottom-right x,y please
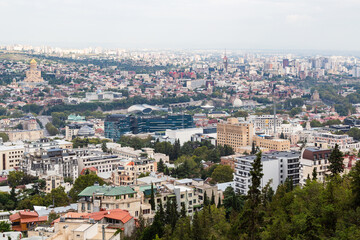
234,151 -> 300,194
217,118 -> 254,153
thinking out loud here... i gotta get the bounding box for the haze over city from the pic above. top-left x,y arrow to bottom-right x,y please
2,1 -> 360,240
1,0 -> 360,51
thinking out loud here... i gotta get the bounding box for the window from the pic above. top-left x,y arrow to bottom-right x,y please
87,203 -> 91,210
143,209 -> 151,214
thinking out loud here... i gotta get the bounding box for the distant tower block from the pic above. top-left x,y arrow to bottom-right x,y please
223,50 -> 228,72
24,59 -> 44,83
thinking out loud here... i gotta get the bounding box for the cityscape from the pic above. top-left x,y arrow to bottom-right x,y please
1,0 -> 360,240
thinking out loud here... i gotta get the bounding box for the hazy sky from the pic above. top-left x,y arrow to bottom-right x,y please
1,0 -> 359,51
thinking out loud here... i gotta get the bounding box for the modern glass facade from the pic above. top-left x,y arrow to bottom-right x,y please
104,114 -> 131,141
105,114 -> 194,141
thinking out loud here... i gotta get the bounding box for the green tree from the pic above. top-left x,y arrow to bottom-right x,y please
0,221 -> 11,232
45,122 -> 59,136
157,159 -> 165,173
233,151 -> 264,240
233,110 -> 248,118
8,171 -> 25,188
211,165 -> 234,183
150,183 -> 155,211
101,142 -> 108,153
328,144 -> 344,176
347,127 -> 360,140
44,186 -> 70,207
0,133 -> 9,142
350,161 -> 360,207
69,174 -> 105,201
312,168 -> 317,180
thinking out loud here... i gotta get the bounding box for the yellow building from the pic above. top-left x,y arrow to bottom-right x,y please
7,129 -> 44,142
0,145 -> 24,170
217,118 -> 254,153
24,59 -> 44,83
254,135 -> 290,152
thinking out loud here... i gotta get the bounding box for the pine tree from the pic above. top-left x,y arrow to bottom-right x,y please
150,183 -> 155,211
350,161 -> 360,207
158,199 -> 165,222
312,168 -> 317,180
203,191 -> 209,206
217,196 -> 221,208
280,132 -> 285,139
192,211 -> 204,240
101,141 -> 108,153
181,202 -> 187,218
210,191 -> 215,205
233,151 -> 264,240
251,141 -> 256,154
157,159 -> 165,173
170,199 -> 179,231
10,187 -> 17,208
328,144 -> 344,176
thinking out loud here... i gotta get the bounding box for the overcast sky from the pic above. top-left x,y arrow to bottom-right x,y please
1,0 -> 359,51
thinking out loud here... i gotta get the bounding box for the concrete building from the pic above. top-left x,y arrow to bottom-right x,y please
0,145 -> 24,170
234,151 -> 300,194
49,217 -> 122,240
254,135 -> 291,152
85,91 -> 122,102
22,148 -> 78,181
44,174 -> 72,194
7,130 -> 44,142
65,123 -> 94,141
77,184 -> 152,220
25,138 -> 72,153
249,115 -> 282,132
217,118 -> 254,153
111,159 -> 156,186
300,148 -> 332,185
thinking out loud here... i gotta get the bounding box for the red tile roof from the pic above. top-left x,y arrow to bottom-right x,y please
20,216 -> 48,224
84,209 -> 133,223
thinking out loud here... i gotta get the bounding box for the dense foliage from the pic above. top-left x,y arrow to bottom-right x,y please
133,153 -> 360,240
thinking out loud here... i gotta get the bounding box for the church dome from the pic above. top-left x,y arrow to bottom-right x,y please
30,59 -> 37,64
233,98 -> 243,107
77,125 -> 95,136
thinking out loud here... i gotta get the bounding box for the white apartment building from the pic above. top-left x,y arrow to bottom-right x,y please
78,154 -> 126,174
0,145 -> 25,170
234,151 -> 300,194
248,115 -> 282,132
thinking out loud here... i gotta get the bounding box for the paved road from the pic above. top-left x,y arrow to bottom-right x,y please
37,116 -> 52,137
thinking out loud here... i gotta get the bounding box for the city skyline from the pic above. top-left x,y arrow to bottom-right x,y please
1,0 -> 360,51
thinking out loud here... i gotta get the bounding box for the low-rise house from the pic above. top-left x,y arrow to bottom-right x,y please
9,210 -> 48,232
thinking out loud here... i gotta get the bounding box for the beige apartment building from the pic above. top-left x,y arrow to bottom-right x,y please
254,135 -> 290,152
7,130 -> 44,142
0,145 -> 24,170
217,118 -> 254,153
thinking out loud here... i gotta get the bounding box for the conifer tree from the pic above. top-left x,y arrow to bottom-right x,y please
350,161 -> 360,207
210,190 -> 215,205
251,141 -> 256,154
150,183 -> 155,211
181,202 -> 187,218
203,191 -> 209,206
328,144 -> 344,176
312,168 -> 317,180
233,151 -> 264,240
157,159 -> 165,173
217,196 -> 221,208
